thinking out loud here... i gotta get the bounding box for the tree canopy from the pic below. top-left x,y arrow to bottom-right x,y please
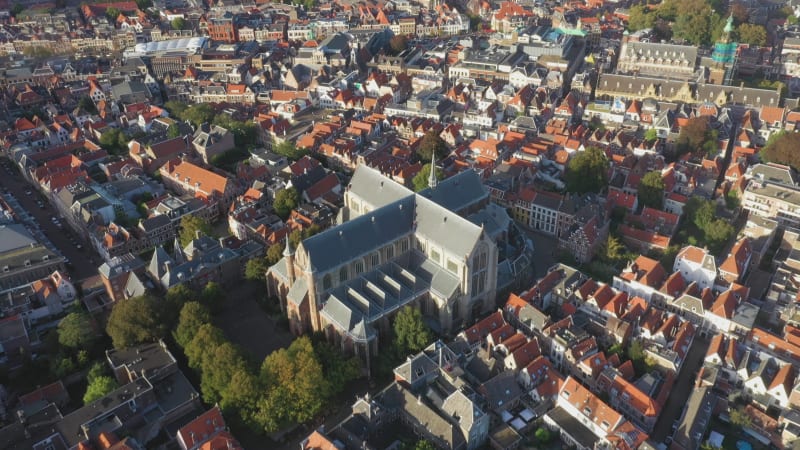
393,306 -> 433,357
171,17 -> 185,30
259,336 -> 331,430
761,132 -> 800,170
179,214 -> 212,247
737,23 -> 767,46
665,0 -> 726,45
167,124 -> 181,139
597,235 -> 629,267
78,96 -> 98,115
99,128 -> 129,154
675,117 -> 719,157
275,141 -> 308,160
389,34 -> 409,55
106,295 -> 168,349
412,163 -> 443,192
565,147 -> 608,194
83,376 -> 118,404
627,5 -> 655,31
273,187 -> 299,220
58,311 -> 97,350
638,170 -> 665,210
729,406 -> 752,428
682,197 -> 735,254
105,7 -> 121,21
416,131 -> 448,162
174,301 -> 211,348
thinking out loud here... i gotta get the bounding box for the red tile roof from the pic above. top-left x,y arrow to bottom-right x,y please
719,237 -> 751,280
462,311 -> 505,345
177,407 -> 228,450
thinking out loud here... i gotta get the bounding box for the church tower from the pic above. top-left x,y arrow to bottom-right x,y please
709,15 -> 738,85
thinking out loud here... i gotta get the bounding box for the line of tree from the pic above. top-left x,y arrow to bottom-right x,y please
174,301 -> 360,433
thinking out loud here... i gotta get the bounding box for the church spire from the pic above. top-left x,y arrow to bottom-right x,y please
428,152 -> 438,189
283,235 -> 294,257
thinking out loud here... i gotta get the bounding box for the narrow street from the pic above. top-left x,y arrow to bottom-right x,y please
650,334 -> 711,443
0,158 -> 98,281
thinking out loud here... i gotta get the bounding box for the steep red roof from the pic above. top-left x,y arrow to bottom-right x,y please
177,407 -> 228,450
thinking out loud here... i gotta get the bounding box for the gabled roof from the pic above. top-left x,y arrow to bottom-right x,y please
558,376 -> 624,432
719,237 -> 751,279
177,407 -> 228,450
611,374 -> 661,418
164,160 -> 231,197
769,363 -> 795,393
462,311 -> 505,345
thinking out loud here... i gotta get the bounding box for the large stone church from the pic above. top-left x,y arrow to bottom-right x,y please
268,164 -> 533,369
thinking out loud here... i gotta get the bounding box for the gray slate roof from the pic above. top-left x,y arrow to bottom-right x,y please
301,195 -> 416,273
0,224 -> 37,254
418,168 -> 489,214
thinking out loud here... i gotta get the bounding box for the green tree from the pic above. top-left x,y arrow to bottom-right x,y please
174,301 -> 211,348
273,187 -> 299,220
676,116 -> 719,157
106,295 -> 168,349
274,141 -> 308,160
57,311 -> 97,350
725,190 -> 740,210
412,163 -> 443,192
135,0 -> 153,8
729,406 -> 752,428
704,219 -> 736,253
468,13 -> 482,32
644,128 -> 658,144
535,428 -> 552,443
83,376 -> 118,404
414,441 -> 437,450
598,235 -> 627,266
737,23 -> 767,46
201,342 -> 248,403
313,337 -> 361,397
730,2 -> 749,24
416,130 -> 448,161
638,170 -> 665,209
212,114 -> 258,149
389,34 -> 408,55
10,3 -> 24,17
164,100 -> 189,118
185,323 -> 226,370
246,256 -> 272,282
393,306 -> 433,357
105,7 -> 121,21
166,124 -> 181,139
179,214 -> 212,247
685,196 -> 716,230
200,281 -> 224,312
267,243 -> 284,265
628,339 -> 645,361
78,96 -> 98,114
171,17 -> 185,30
259,337 -> 330,431
87,361 -> 109,382
221,369 -> 261,428
627,5 -> 655,31
761,131 -> 800,169
99,128 -> 127,154
671,0 -> 724,45
565,147 -> 608,194
180,104 -> 215,128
